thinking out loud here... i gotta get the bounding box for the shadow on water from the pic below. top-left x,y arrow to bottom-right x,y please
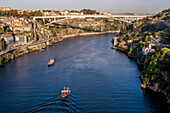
115,49 -> 144,71
142,89 -> 170,112
112,47 -> 170,111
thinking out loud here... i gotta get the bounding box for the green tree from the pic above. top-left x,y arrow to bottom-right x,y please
0,27 -> 4,34
4,25 -> 11,33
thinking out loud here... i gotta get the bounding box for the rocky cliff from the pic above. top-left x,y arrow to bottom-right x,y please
140,49 -> 170,104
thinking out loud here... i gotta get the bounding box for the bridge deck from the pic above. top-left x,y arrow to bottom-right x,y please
33,15 -> 151,20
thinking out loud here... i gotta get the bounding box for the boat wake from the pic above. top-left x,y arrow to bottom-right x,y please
26,94 -> 60,113
26,93 -> 80,113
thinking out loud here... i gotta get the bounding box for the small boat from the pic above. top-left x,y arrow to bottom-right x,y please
61,87 -> 71,99
48,59 -> 55,66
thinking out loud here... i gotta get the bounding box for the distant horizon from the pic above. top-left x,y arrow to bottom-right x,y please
0,6 -> 163,15
0,0 -> 170,14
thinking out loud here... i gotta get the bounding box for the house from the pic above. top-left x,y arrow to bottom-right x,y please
42,12 -> 50,16
15,35 -> 28,43
142,47 -> 150,55
18,10 -> 24,15
50,11 -> 59,16
142,44 -> 155,55
13,26 -> 32,32
119,41 -> 126,46
70,12 -> 83,15
61,10 -> 69,15
149,44 -> 155,53
104,12 -> 112,15
0,34 -> 14,45
13,26 -> 24,31
119,41 -> 127,48
0,7 -> 11,11
127,39 -> 133,43
81,12 -> 84,15
22,26 -> 32,31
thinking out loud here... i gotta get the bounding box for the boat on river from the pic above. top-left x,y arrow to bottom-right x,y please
61,87 -> 71,99
48,59 -> 55,66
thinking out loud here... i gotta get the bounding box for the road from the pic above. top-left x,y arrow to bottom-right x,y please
0,36 -> 62,56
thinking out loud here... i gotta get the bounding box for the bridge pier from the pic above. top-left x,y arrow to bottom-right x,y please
123,17 -> 127,28
54,18 -> 56,22
43,18 -> 46,25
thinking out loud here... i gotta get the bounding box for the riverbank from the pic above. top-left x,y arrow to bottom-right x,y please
112,46 -> 128,53
112,44 -> 170,107
112,46 -> 144,65
0,31 -> 119,67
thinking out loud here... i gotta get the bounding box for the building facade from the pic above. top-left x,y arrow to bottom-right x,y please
0,7 -> 11,11
15,35 -> 28,43
0,34 -> 14,45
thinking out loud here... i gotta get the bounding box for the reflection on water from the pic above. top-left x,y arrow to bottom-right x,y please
0,34 -> 169,112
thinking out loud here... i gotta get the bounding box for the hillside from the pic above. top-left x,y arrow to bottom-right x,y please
113,8 -> 170,105
118,8 -> 170,44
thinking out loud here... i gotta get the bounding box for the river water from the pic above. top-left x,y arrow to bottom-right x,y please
0,34 -> 169,113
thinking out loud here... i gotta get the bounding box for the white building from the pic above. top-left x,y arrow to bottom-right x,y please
70,12 -> 84,15
0,7 -> 11,11
61,10 -> 69,15
142,47 -> 149,55
113,37 -> 118,46
104,12 -> 112,15
142,44 -> 155,55
15,35 -> 28,43
0,34 -> 14,45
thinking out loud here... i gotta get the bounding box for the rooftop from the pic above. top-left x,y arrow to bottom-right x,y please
119,41 -> 126,45
0,34 -> 12,38
15,34 -> 26,37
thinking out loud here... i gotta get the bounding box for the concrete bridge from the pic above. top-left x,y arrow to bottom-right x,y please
33,15 -> 151,40
33,15 -> 150,21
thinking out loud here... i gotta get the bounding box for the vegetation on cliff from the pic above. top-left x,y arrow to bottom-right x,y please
142,49 -> 170,102
113,8 -> 170,105
118,8 -> 170,44
36,18 -> 122,41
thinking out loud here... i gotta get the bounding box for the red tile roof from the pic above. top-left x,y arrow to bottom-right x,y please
119,41 -> 126,45
0,34 -> 12,38
22,26 -> 31,28
15,35 -> 26,37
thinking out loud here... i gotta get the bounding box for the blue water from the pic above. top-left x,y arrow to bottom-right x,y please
0,34 -> 168,113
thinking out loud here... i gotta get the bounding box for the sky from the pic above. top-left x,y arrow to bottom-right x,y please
0,0 -> 170,14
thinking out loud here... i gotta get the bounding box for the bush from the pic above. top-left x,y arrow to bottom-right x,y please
0,57 -> 3,64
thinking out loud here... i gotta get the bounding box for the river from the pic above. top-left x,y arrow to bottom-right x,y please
0,34 -> 168,112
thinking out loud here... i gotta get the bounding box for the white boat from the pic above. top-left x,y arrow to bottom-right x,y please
48,59 -> 55,66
